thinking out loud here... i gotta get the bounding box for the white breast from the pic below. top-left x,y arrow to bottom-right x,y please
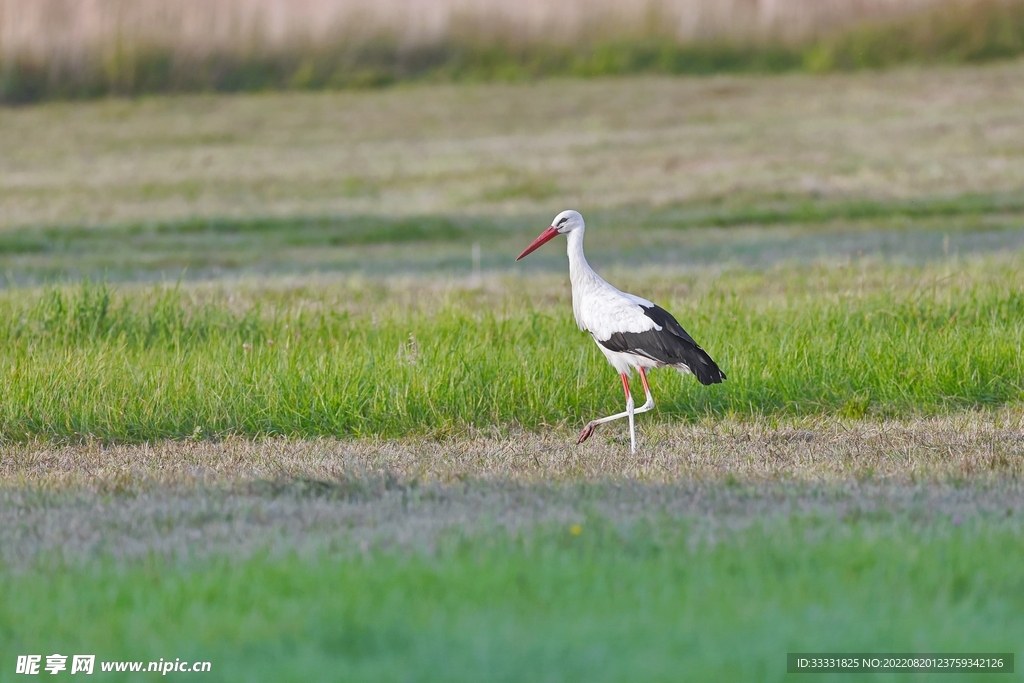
575,284 -> 659,342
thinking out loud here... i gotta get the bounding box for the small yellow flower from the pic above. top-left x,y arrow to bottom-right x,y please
570,524 -> 582,536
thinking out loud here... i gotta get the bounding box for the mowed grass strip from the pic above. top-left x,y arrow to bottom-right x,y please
5,413 -> 1024,490
4,64 -> 1024,229
1,518 -> 1022,682
0,259 -> 1022,443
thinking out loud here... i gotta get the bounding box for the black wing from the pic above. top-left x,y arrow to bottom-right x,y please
597,304 -> 726,385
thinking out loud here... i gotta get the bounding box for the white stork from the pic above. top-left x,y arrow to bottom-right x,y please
516,210 -> 725,453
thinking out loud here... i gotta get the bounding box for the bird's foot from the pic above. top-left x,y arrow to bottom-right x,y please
577,422 -> 597,444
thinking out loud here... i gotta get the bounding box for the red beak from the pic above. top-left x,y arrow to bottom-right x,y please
516,226 -> 559,261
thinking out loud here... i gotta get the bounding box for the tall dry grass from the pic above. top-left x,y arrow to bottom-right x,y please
0,0 -> 959,58
1,0 -> 1023,101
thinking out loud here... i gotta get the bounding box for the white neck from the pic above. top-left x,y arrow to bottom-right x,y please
566,229 -> 595,284
565,228 -> 608,328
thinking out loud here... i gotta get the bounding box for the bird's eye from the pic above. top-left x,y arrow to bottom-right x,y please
557,217 -> 568,226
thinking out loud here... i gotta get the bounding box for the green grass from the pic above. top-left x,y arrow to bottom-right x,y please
1,516 -> 1021,682
0,257 -> 1022,443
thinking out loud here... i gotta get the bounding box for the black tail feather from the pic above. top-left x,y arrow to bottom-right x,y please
678,345 -> 726,385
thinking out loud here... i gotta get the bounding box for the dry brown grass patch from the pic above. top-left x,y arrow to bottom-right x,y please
4,412 -> 1022,493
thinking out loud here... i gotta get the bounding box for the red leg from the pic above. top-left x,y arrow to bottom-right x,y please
636,367 -> 656,416
579,373 -> 632,444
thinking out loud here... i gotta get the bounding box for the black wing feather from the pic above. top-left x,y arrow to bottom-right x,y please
597,304 -> 726,385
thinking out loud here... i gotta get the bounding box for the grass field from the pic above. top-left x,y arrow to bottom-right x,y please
3,260 -> 1022,680
0,257 -> 1022,442
1,64 -> 1023,681
2,516 -> 1022,681
3,419 -> 1023,679
3,62 -> 1024,230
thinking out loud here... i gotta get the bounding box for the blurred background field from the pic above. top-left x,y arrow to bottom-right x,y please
1,61 -> 1023,283
2,515 -> 1022,682
2,0 -> 1024,101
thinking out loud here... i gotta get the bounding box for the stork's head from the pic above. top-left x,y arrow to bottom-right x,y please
515,210 -> 584,261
